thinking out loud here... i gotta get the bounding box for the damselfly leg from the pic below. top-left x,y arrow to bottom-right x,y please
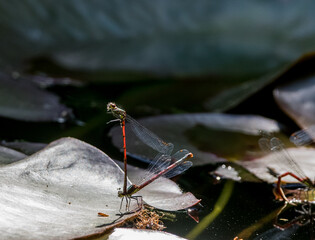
259,132 -> 314,204
107,102 -> 194,213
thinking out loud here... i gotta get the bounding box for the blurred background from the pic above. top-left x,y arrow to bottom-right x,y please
1,1 -> 315,239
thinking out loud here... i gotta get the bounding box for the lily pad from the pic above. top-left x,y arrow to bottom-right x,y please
213,162 -> 262,183
108,228 -> 187,240
274,76 -> 315,129
214,164 -> 243,182
1,140 -> 47,155
0,137 -> 199,239
0,138 -> 200,211
109,113 -> 281,166
0,72 -> 72,122
114,160 -> 200,211
213,134 -> 308,183
29,74 -> 84,88
238,147 -> 315,184
2,1 -> 315,78
0,145 -> 27,165
0,137 -> 140,239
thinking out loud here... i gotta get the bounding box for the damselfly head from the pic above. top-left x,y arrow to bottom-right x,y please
107,102 -> 126,120
107,102 -> 117,112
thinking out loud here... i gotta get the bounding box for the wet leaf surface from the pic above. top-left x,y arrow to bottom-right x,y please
112,159 -> 200,211
108,228 -> 187,240
0,72 -> 72,122
0,136 -> 200,232
0,138 -> 200,211
274,76 -> 315,129
0,137 -> 141,239
0,145 -> 26,165
29,74 -> 84,88
237,147 -> 315,184
1,1 -> 315,78
213,163 -> 263,183
3,1 -> 315,121
1,140 -> 47,155
186,126 -> 260,160
109,113 -> 281,166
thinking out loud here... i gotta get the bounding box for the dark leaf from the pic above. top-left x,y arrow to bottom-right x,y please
0,73 -> 72,122
1,1 -> 315,78
274,76 -> 315,129
1,140 -> 47,155
0,145 -> 26,165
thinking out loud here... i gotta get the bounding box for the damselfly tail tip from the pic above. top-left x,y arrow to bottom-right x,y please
187,153 -> 194,159
290,131 -> 313,146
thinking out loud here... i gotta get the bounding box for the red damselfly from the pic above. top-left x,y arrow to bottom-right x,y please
107,102 -> 193,211
259,133 -> 315,204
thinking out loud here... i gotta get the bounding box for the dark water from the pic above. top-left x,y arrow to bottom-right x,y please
1,70 -> 314,240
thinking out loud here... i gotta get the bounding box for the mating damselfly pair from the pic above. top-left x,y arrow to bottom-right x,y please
107,102 -> 194,212
259,130 -> 315,204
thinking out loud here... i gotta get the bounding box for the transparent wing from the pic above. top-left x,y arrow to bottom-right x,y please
259,135 -> 308,180
136,150 -> 193,185
145,149 -> 190,179
147,153 -> 172,175
164,161 -> 193,179
164,149 -> 193,178
269,137 -> 308,180
258,137 -> 272,153
290,125 -> 315,146
171,149 -> 190,162
134,154 -> 172,186
126,114 -> 174,155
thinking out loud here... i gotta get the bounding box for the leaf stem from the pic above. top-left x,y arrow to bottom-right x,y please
186,180 -> 234,240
